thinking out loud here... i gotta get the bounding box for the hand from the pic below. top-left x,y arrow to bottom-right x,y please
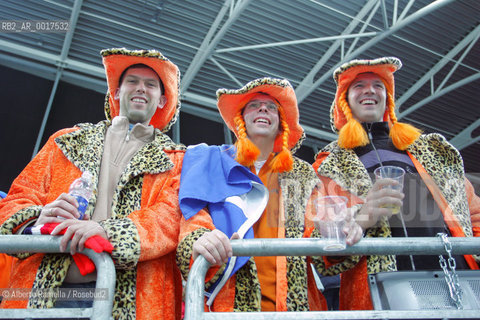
355,179 -> 404,230
342,208 -> 364,246
50,219 -> 108,255
35,193 -> 84,225
192,229 -> 238,265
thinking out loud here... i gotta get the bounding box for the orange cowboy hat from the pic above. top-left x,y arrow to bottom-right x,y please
101,48 -> 180,132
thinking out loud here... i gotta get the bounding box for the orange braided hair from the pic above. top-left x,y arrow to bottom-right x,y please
234,110 -> 259,166
337,90 -> 369,148
270,106 -> 293,172
386,92 -> 422,150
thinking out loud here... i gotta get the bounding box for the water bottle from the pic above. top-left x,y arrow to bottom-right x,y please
69,171 -> 94,220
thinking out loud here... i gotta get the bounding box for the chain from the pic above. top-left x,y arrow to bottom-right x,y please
437,233 -> 463,309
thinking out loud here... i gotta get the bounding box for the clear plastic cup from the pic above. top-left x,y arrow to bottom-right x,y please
314,196 -> 348,251
374,166 -> 405,214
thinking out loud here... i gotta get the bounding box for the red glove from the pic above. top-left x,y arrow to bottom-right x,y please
41,223 -> 114,276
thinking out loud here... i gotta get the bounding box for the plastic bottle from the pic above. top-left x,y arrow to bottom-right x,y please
69,171 -> 94,220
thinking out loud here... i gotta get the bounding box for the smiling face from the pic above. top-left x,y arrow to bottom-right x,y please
347,72 -> 387,123
242,94 -> 280,143
115,66 -> 167,125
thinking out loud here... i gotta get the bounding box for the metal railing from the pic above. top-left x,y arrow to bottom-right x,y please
184,237 -> 480,320
0,235 -> 115,320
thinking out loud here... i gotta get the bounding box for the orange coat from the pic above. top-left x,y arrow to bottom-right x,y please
313,134 -> 480,310
176,156 -> 359,312
0,254 -> 14,289
0,121 -> 184,320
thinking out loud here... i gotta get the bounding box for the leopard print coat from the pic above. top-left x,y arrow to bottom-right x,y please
315,133 -> 480,273
177,156 -> 357,312
0,120 -> 185,320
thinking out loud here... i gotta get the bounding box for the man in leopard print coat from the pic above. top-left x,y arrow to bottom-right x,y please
177,77 -> 363,312
0,48 -> 185,320
313,57 -> 480,310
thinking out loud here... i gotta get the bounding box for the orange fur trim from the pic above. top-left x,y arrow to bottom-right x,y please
339,257 -> 373,310
408,153 -> 479,270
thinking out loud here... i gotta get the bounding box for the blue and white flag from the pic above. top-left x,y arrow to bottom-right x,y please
179,144 -> 269,305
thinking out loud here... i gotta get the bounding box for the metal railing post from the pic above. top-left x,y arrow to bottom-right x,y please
0,235 -> 115,320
